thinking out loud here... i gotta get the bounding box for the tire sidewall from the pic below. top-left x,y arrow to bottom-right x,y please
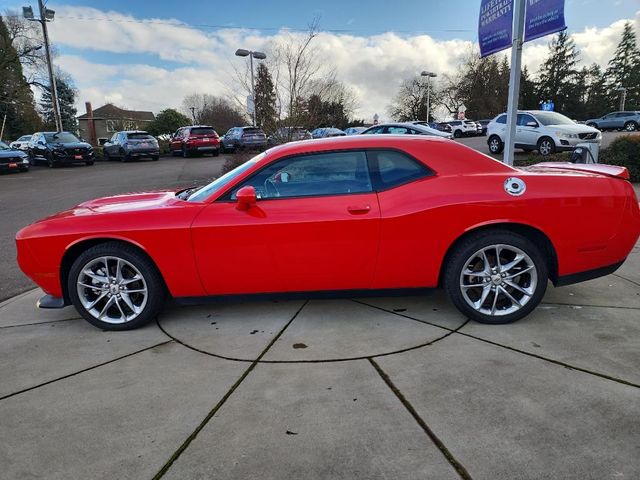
444,230 -> 548,324
537,137 -> 555,156
67,242 -> 165,330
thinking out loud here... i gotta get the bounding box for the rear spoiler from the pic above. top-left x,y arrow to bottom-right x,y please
524,162 -> 630,180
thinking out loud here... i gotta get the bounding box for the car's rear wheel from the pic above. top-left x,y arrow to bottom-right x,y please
120,149 -> 128,162
212,148 -> 220,157
444,230 -> 548,324
85,161 -> 94,166
46,152 -> 55,168
488,135 -> 504,154
537,137 -> 555,156
151,155 -> 159,161
453,129 -> 462,138
68,242 -> 166,330
624,121 -> 637,132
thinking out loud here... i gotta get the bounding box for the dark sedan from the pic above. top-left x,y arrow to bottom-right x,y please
28,132 -> 94,167
0,141 -> 30,173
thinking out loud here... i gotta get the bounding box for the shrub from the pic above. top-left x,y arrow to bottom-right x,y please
600,135 -> 640,182
514,151 -> 571,167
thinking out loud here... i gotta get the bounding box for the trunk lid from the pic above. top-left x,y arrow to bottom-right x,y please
522,162 -> 630,180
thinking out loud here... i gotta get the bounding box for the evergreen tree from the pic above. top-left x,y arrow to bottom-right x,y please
604,22 -> 640,110
519,66 -> 538,110
254,63 -> 278,133
39,73 -> 78,132
536,31 -> 580,115
146,108 -> 191,136
582,64 -> 609,118
0,16 -> 41,140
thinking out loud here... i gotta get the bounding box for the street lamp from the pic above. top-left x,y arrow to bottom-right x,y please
421,71 -> 437,122
616,87 -> 627,111
23,1 -> 62,132
235,49 -> 266,126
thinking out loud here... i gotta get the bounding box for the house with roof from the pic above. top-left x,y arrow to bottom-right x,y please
77,103 -> 155,145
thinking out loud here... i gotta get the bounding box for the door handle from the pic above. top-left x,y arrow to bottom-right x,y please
347,205 -> 371,215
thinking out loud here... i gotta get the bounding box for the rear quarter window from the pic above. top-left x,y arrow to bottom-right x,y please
367,150 -> 432,190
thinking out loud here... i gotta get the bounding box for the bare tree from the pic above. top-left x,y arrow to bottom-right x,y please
387,76 -> 441,122
3,10 -> 50,88
181,93 -> 247,132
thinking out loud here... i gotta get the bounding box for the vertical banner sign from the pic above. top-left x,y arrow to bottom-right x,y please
479,0 -> 514,58
524,0 -> 566,42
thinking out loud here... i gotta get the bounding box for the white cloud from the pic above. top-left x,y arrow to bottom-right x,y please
46,6 -> 640,122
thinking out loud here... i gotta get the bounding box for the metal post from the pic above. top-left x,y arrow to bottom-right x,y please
249,53 -> 256,126
0,113 -> 6,141
503,0 -> 526,166
39,0 -> 62,132
619,88 -> 627,111
426,77 -> 431,123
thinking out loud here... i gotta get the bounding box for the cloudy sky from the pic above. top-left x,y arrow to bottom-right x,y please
6,0 -> 640,122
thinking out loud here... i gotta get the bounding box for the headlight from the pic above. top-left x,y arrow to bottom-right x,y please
557,132 -> 578,139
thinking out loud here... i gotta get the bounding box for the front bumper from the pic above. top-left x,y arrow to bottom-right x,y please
0,160 -> 29,171
52,151 -> 94,163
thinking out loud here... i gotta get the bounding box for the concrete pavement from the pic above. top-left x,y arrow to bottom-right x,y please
1,237 -> 638,479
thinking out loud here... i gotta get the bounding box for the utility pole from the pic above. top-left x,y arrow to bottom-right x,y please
421,71 -> 437,122
190,106 -> 196,123
617,87 -> 627,111
24,2 -> 62,132
503,0 -> 526,166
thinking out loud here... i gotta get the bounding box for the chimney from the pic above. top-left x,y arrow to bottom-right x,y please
85,101 -> 97,146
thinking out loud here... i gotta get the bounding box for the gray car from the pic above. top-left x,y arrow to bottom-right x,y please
585,111 -> 640,132
103,131 -> 160,162
362,122 -> 453,139
221,126 -> 267,152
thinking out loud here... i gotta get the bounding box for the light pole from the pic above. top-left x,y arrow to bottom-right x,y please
23,2 -> 62,132
616,87 -> 627,111
420,71 -> 437,122
235,49 -> 266,126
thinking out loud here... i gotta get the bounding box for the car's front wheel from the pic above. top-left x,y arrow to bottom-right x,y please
488,135 -> 504,154
444,230 -> 548,324
68,242 -> 166,330
537,136 -> 555,156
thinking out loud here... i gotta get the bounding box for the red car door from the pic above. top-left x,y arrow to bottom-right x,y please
170,128 -> 183,153
191,150 -> 381,295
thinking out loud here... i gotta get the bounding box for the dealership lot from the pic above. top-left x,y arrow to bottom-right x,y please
1,134 -> 639,479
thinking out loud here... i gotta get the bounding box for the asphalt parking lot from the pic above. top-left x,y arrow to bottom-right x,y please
1,135 -> 639,479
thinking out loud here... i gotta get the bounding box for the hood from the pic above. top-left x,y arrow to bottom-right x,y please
544,123 -> 599,134
0,149 -> 27,158
50,141 -> 92,149
77,190 -> 179,213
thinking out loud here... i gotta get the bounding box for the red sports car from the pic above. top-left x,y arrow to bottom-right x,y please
16,136 -> 640,330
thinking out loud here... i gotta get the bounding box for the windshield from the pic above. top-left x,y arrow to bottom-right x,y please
0,141 -> 9,150
187,152 -> 265,202
531,111 -> 575,126
45,132 -> 80,143
18,135 -> 31,141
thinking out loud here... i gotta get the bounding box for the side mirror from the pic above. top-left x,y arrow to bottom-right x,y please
526,121 -> 538,127
236,186 -> 257,210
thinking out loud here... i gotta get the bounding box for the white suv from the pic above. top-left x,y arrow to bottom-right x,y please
487,110 -> 601,156
446,120 -> 479,138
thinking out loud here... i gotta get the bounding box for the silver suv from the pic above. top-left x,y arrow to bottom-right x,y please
585,111 -> 640,132
487,110 -> 601,156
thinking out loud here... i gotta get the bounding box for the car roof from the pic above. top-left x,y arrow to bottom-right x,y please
122,130 -> 150,134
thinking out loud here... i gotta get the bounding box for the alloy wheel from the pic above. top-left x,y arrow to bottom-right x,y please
76,256 -> 148,324
489,138 -> 501,153
625,122 -> 637,132
538,139 -> 553,156
459,244 -> 537,317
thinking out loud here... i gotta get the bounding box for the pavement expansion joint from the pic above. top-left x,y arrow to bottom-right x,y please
369,358 -> 473,480
540,301 -> 640,311
0,316 -> 84,329
152,300 -> 308,479
356,299 -> 640,390
0,340 -> 174,402
156,299 -> 468,364
613,273 -> 640,288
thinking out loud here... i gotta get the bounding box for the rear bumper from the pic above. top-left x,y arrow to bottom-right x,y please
555,260 -> 624,287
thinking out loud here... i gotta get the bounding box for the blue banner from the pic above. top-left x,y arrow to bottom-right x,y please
524,0 -> 566,42
479,0 -> 514,58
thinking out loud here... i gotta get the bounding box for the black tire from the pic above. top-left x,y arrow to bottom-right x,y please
453,129 -> 462,138
104,150 -> 111,162
86,161 -> 94,166
444,230 -> 548,325
212,148 -> 220,157
537,136 -> 556,156
46,152 -> 55,168
67,242 -> 166,331
624,121 -> 637,132
488,135 -> 504,154
120,149 -> 128,162
151,155 -> 159,161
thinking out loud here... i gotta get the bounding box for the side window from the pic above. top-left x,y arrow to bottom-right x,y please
517,114 -> 536,126
230,151 -> 372,200
496,115 -> 507,124
364,126 -> 384,134
387,126 -> 411,134
367,150 -> 432,190
617,112 -> 630,117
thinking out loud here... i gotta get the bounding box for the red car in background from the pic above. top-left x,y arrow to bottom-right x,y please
169,125 -> 220,157
16,136 -> 640,330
